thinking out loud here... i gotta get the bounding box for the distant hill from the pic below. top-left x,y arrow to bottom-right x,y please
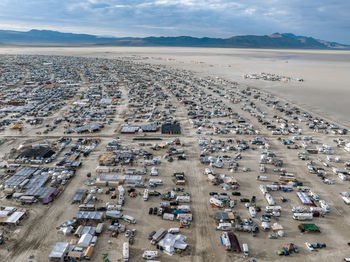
0,29 -> 349,49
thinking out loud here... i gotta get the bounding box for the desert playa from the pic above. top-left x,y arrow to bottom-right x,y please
0,48 -> 349,262
1,46 -> 349,125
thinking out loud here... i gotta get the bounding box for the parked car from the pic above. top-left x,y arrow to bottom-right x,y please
153,207 -> 158,215
149,207 -> 153,215
232,192 -> 241,196
148,231 -> 156,240
268,234 -> 277,239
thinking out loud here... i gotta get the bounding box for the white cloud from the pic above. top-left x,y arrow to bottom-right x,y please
244,8 -> 256,15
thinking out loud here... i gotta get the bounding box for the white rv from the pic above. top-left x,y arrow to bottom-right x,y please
123,242 -> 129,262
293,213 -> 313,220
216,223 -> 232,231
210,197 -> 224,208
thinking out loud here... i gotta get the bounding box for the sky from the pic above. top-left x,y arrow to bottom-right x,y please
0,0 -> 349,44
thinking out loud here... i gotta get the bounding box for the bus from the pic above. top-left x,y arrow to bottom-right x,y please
151,228 -> 166,245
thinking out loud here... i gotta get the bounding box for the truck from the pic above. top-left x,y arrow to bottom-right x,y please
293,213 -> 313,221
123,242 -> 129,262
210,197 -> 224,208
242,243 -> 249,256
217,223 -> 232,231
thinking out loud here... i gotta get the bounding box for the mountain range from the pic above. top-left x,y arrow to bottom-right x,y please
0,29 -> 349,49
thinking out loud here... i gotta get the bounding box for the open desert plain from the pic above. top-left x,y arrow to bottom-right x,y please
0,47 -> 349,262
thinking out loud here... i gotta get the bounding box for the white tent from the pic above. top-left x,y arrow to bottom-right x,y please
158,233 -> 187,255
77,233 -> 93,247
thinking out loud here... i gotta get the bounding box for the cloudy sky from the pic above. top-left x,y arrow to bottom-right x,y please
0,0 -> 349,43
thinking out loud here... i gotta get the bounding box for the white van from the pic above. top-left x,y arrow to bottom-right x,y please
143,189 -> 149,201
210,197 -> 224,208
216,223 -> 232,231
123,215 -> 136,224
243,243 -> 249,256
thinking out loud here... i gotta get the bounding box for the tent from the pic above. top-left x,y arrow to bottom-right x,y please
158,233 -> 187,255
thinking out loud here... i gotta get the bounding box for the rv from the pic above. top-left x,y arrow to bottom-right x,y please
151,228 -> 166,245
265,206 -> 281,212
176,196 -> 191,203
90,224 -> 103,236
79,204 -> 95,211
176,213 -> 193,221
123,215 -> 136,224
293,213 -> 313,220
177,205 -> 191,213
142,251 -> 158,260
217,223 -> 232,231
265,193 -> 275,206
107,204 -> 122,211
149,179 -> 162,185
123,242 -> 129,262
168,228 -> 180,234
210,197 -> 224,208
163,213 -> 175,221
